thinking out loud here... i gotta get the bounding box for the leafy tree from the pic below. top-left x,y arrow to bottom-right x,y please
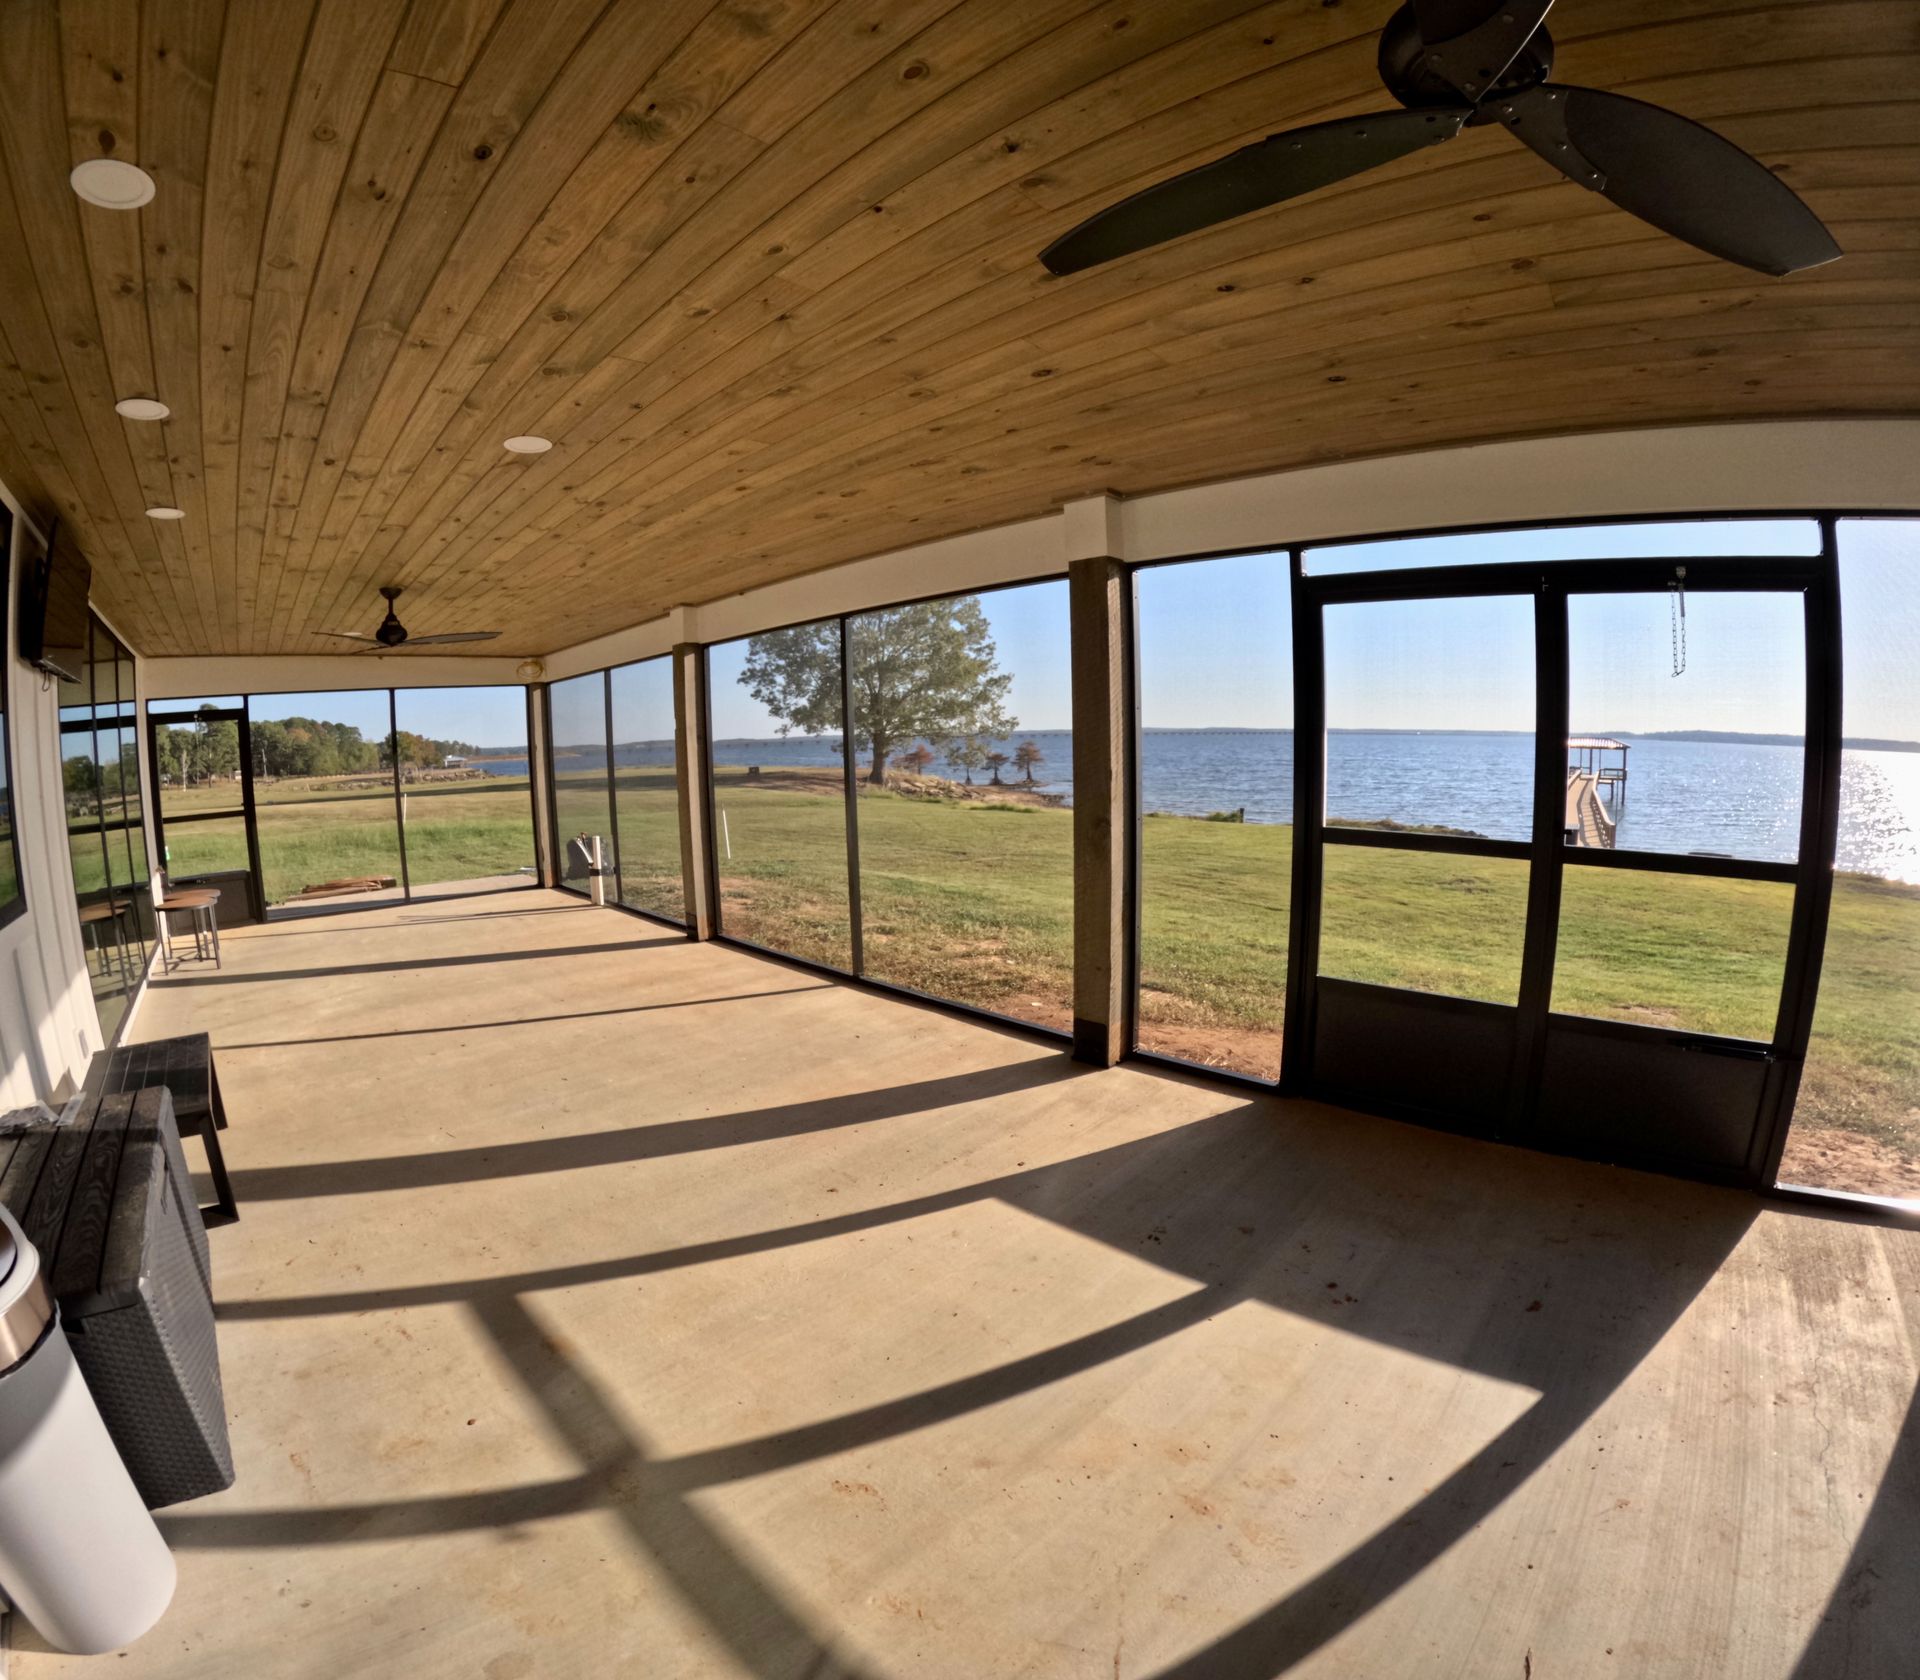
741,597 -> 1014,786
944,736 -> 987,785
155,707 -> 240,785
1012,739 -> 1045,784
984,749 -> 1009,786
894,743 -> 935,778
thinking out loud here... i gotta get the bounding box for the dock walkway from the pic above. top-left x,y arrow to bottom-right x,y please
1565,770 -> 1616,849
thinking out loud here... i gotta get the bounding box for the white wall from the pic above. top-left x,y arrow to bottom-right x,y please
141,651 -> 531,701
0,486 -> 102,1109
542,417 -> 1920,679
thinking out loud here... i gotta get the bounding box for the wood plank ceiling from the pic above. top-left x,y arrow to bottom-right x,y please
0,0 -> 1914,659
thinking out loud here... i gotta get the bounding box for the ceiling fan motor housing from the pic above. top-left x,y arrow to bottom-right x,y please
376,587 -> 408,646
1378,4 -> 1554,109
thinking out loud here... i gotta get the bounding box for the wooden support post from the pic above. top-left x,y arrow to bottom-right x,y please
671,641 -> 715,939
1069,554 -> 1130,1066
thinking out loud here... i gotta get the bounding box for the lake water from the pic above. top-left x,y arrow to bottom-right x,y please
513,729 -> 1920,882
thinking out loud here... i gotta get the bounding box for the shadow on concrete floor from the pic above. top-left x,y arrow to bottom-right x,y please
160,1068 -> 1907,1677
149,936 -> 684,988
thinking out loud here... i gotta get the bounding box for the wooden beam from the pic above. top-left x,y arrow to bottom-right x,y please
1068,550 -> 1130,1066
671,640 -> 714,940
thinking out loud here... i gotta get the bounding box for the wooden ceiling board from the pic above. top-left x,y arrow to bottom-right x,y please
0,0 -> 1912,658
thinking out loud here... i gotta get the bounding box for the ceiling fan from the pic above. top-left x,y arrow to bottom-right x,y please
1040,0 -> 1840,279
319,586 -> 502,651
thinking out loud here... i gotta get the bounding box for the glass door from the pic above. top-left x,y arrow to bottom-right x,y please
148,699 -> 264,919
1293,544 -> 1837,1182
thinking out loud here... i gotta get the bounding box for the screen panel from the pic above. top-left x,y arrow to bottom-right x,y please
1780,519 -> 1920,1201
549,672 -> 616,897
393,686 -> 535,897
707,625 -> 853,970
1324,595 -> 1534,841
848,582 -> 1072,1029
1551,869 -> 1794,1042
249,690 -> 404,909
609,659 -> 683,923
1319,847 -> 1530,1004
1135,553 -> 1292,1077
1566,591 -> 1805,863
1304,518 -> 1822,575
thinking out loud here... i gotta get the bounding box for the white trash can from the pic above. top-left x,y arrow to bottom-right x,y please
0,1201 -> 176,1654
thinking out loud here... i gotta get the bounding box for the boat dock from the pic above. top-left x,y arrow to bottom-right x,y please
1565,736 -> 1629,849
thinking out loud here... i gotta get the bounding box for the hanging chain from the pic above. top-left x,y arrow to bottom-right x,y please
1668,565 -> 1687,677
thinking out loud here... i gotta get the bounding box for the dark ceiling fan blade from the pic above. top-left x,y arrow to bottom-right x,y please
1040,107 -> 1468,276
318,631 -> 382,643
1498,84 -> 1841,275
1412,0 -> 1554,101
396,631 -> 503,645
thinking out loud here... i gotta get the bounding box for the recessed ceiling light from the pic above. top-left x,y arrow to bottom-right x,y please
145,506 -> 185,520
502,435 -> 552,455
70,158 -> 156,209
115,397 -> 170,421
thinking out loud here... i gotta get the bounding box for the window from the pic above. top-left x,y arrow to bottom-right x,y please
609,659 -> 682,923
549,673 -> 616,899
1781,519 -> 1920,1201
58,613 -> 154,1041
1134,553 -> 1292,1077
707,624 -> 852,970
848,582 -> 1073,1028
392,686 -> 536,897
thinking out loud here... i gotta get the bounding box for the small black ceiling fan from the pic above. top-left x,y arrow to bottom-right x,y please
1040,0 -> 1840,279
320,586 -> 501,651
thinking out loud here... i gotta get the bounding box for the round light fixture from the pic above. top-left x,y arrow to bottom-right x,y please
70,158 -> 156,209
145,506 -> 185,521
115,396 -> 170,422
502,435 -> 552,455
515,658 -> 546,682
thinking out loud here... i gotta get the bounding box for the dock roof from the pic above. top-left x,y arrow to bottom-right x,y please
1567,736 -> 1630,751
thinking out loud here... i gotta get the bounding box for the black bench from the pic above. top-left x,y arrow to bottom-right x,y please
0,1086 -> 234,1508
92,1033 -> 237,1227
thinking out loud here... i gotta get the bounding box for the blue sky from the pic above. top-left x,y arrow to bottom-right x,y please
214,517 -> 1916,746
246,686 -> 533,748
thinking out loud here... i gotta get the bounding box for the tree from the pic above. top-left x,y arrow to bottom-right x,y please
740,597 -> 1014,786
894,743 -> 935,778
1012,739 -> 1044,785
984,749 -> 1009,785
944,736 -> 987,785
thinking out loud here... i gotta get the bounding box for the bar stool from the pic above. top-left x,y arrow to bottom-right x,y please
154,887 -> 222,972
76,899 -> 135,988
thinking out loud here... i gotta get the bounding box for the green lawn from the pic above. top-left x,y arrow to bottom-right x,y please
701,770 -> 1919,1174
140,763 -> 1918,1178
159,773 -> 536,902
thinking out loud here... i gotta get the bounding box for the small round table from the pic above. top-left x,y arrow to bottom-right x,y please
155,887 -> 222,972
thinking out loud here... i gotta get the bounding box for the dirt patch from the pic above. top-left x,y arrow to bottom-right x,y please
1776,1125 -> 1920,1201
1136,1019 -> 1281,1081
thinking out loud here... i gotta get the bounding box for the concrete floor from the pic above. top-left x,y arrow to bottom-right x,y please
20,890 -> 1918,1678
